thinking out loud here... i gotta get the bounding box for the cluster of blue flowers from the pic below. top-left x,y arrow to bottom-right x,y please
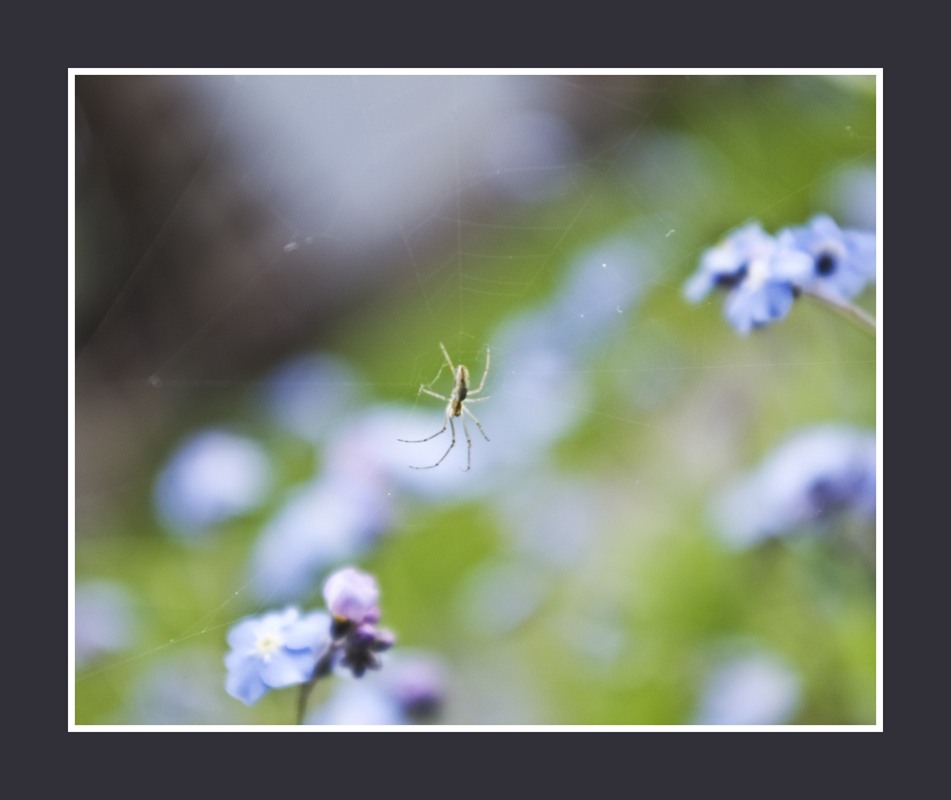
683,215 -> 876,334
224,567 -> 394,707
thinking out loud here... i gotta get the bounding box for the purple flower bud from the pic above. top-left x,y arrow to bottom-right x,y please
369,628 -> 396,652
323,567 -> 380,624
352,623 -> 378,645
362,607 -> 381,625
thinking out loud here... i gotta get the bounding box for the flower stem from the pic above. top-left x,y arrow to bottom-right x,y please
295,642 -> 339,725
800,286 -> 876,335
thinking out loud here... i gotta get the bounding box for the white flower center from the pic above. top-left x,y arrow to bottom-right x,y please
253,631 -> 284,662
746,257 -> 771,290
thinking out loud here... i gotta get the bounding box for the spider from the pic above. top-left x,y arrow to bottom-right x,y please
399,343 -> 490,471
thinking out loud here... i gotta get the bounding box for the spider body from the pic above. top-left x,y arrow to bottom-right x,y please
450,365 -> 469,410
399,343 -> 490,471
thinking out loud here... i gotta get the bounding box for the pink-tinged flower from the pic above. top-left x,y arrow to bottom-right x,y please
323,567 -> 380,624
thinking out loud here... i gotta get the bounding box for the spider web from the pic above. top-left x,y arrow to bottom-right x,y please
70,70 -> 879,727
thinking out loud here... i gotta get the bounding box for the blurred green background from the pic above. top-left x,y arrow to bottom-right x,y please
73,73 -> 876,725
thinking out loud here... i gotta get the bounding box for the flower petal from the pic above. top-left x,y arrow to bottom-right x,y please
283,611 -> 331,651
683,271 -> 715,303
260,649 -> 313,688
226,618 -> 262,651
323,567 -> 380,623
225,653 -> 270,705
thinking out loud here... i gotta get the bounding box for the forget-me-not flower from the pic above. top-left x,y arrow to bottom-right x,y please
154,429 -> 272,538
249,475 -> 391,602
684,215 -> 877,334
259,352 -> 359,443
307,680 -> 405,725
693,651 -> 802,725
549,234 -> 648,357
683,223 -> 813,335
224,607 -> 330,705
307,652 -> 446,725
779,214 -> 876,300
711,424 -> 876,549
75,581 -> 137,668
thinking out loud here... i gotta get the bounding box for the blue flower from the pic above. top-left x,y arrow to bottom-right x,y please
154,429 -> 272,538
683,223 -> 813,335
224,608 -> 330,706
693,651 -> 801,725
779,214 -> 876,300
711,425 -> 876,549
258,352 -> 358,444
248,476 -> 390,602
550,234 -> 648,357
75,581 -> 137,668
307,652 -> 446,725
307,680 -> 405,725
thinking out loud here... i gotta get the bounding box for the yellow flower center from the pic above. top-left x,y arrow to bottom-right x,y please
253,631 -> 284,662
746,257 -> 771,290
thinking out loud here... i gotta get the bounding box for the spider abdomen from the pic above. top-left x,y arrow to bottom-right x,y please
454,365 -> 470,405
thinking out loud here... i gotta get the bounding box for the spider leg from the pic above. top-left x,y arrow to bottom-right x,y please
468,347 -> 490,395
463,395 -> 490,403
463,405 -> 490,442
439,342 -> 455,373
420,387 -> 450,402
460,413 -> 472,472
408,416 -> 457,470
398,407 -> 449,443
